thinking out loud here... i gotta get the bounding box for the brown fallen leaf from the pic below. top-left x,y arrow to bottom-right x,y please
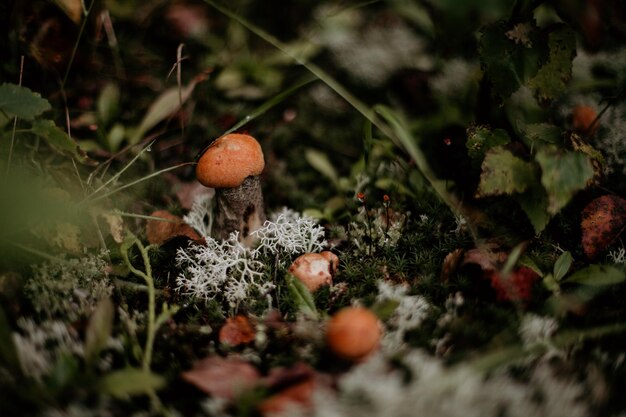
461,242 -> 509,272
258,363 -> 318,416
219,315 -> 256,347
581,195 -> 626,259
181,356 -> 260,400
145,210 -> 201,245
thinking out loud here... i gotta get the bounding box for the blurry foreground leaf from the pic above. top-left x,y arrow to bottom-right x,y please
99,368 -> 166,399
562,265 -> 625,286
286,273 -> 318,319
85,298 -> 115,366
0,83 -> 51,120
181,356 -> 260,399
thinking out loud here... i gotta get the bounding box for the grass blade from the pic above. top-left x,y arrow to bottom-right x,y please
85,162 -> 194,205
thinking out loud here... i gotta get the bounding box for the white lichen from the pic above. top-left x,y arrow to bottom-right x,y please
176,233 -> 271,310
608,247 -> 626,265
183,193 -> 214,239
178,207 -> 329,313
376,281 -> 431,353
252,208 -> 327,255
295,350 -> 588,417
13,319 -> 84,381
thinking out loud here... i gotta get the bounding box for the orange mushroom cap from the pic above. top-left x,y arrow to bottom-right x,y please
196,133 -> 265,188
326,307 -> 381,361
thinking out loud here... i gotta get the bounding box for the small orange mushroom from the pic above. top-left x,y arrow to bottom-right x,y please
326,307 -> 381,361
288,251 -> 339,293
196,133 -> 266,246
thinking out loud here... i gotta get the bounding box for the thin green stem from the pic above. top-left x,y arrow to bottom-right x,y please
121,235 -> 156,372
62,0 -> 95,88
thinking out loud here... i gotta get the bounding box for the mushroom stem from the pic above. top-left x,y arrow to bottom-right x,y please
214,175 -> 265,246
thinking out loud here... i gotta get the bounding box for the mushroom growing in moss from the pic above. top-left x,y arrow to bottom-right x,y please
196,133 -> 265,246
326,307 -> 382,361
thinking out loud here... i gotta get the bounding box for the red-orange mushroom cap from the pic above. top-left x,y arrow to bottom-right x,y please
196,133 -> 265,188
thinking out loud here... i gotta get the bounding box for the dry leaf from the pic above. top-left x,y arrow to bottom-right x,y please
219,315 -> 256,347
461,243 -> 508,272
181,356 -> 260,399
145,210 -> 201,245
258,363 -> 318,416
581,195 -> 626,259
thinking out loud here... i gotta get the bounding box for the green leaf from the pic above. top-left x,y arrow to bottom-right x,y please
0,83 -> 51,120
515,182 -> 551,233
305,149 -> 339,186
30,119 -> 94,165
543,274 -> 560,293
528,25 -> 576,103
553,251 -> 573,282
130,78 -> 200,145
466,126 -> 510,160
99,368 -> 166,399
286,273 -> 318,319
520,123 -> 562,148
97,83 -> 120,126
479,21 -> 546,100
536,149 -> 594,215
562,265 -> 625,286
85,298 -> 115,366
475,147 -> 535,197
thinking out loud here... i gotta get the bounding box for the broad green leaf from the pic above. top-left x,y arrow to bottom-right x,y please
286,273 -> 318,319
516,182 -> 551,233
85,298 -> 115,366
466,126 -> 510,160
475,147 -> 535,197
479,21 -> 546,100
528,25 -> 576,103
305,149 -> 339,186
99,368 -> 166,399
30,119 -> 94,165
130,78 -> 199,145
0,83 -> 51,120
562,265 -> 625,286
520,123 -> 562,148
553,251 -> 573,282
536,149 -> 594,215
